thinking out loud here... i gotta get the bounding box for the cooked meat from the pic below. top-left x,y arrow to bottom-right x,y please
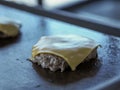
84,48 -> 97,62
0,31 -> 6,38
34,53 -> 68,72
33,48 -> 97,72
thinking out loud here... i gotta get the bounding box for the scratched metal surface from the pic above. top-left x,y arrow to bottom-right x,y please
0,5 -> 120,90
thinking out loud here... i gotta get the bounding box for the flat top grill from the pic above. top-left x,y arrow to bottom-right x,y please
0,1 -> 120,90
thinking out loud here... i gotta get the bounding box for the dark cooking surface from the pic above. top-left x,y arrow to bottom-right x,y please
64,0 -> 120,21
0,5 -> 120,90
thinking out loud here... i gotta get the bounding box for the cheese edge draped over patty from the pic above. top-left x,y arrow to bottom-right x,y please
0,17 -> 20,37
31,35 -> 99,71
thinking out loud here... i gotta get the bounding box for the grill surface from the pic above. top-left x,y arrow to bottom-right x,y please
0,2 -> 120,90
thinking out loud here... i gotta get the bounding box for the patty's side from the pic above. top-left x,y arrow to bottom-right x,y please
34,53 -> 68,72
84,48 -> 97,62
32,48 -> 97,72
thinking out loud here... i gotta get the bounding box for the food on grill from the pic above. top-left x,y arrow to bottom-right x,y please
31,35 -> 99,72
0,17 -> 21,38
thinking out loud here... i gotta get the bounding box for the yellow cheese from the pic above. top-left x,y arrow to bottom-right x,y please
32,35 -> 99,71
0,17 -> 20,37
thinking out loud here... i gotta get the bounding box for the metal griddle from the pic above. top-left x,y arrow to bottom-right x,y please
0,1 -> 120,90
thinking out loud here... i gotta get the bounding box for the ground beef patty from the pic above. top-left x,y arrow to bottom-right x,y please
33,48 -> 97,72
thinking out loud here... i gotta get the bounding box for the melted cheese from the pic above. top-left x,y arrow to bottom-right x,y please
32,35 -> 99,71
0,17 -> 20,37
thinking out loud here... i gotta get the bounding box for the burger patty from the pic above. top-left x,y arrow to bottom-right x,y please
33,49 -> 97,72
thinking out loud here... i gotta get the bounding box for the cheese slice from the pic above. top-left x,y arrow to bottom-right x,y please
0,17 -> 21,37
32,35 -> 99,71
